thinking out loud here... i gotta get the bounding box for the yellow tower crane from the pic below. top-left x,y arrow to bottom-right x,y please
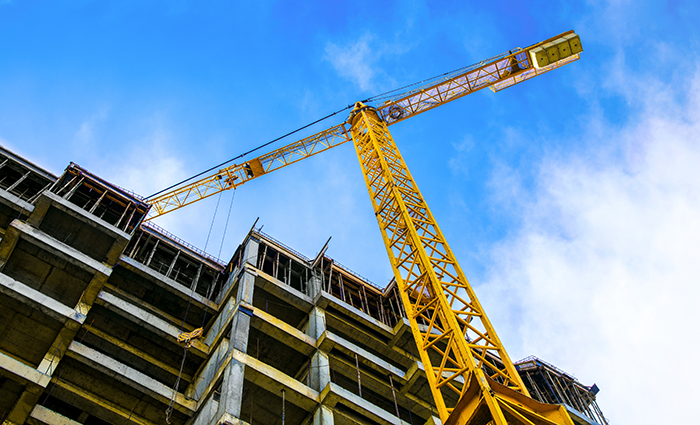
147,30 -> 583,425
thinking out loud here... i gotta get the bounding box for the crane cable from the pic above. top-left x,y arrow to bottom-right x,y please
165,187 -> 237,423
165,189 -> 225,423
146,105 -> 357,200
147,51 -> 515,202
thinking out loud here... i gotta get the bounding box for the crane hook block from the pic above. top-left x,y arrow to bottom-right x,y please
177,327 -> 204,348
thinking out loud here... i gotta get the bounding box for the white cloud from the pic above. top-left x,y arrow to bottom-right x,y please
325,34 -> 378,92
73,107 -> 109,155
323,29 -> 417,94
480,67 -> 700,424
448,135 -> 475,177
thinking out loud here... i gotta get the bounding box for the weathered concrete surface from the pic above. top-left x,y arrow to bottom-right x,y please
188,339 -> 230,402
307,306 -> 326,340
29,191 -> 129,242
204,296 -> 236,347
189,394 -> 219,425
310,351 -> 331,393
0,350 -> 51,388
0,273 -> 86,326
241,237 -> 259,267
232,348 -> 320,412
95,290 -> 209,357
28,404 -> 83,425
229,307 -> 251,353
120,254 -> 218,311
215,412 -> 246,425
7,220 -> 112,277
0,188 -> 34,217
313,405 -> 334,425
66,340 -> 196,414
251,307 -> 316,356
217,359 -> 245,420
236,269 -> 255,304
320,382 -> 411,425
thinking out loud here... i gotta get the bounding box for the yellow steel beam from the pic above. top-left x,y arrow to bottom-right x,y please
145,123 -> 351,220
376,30 -> 581,125
144,31 -> 581,222
348,103 -> 575,425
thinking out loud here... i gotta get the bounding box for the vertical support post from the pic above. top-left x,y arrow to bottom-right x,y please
281,389 -> 286,425
88,189 -> 107,214
115,201 -> 132,228
63,176 -> 84,200
145,239 -> 159,267
166,250 -> 181,278
7,171 -> 31,193
274,252 -> 280,280
191,264 -> 203,291
389,374 -> 401,420
354,353 -> 362,398
122,204 -> 137,233
128,231 -> 144,258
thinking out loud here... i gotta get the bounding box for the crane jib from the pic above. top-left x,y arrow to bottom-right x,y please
145,30 -> 582,228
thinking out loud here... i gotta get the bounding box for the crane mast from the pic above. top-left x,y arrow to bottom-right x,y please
145,30 -> 584,425
349,103 -> 574,425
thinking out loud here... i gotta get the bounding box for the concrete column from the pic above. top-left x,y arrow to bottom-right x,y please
215,271 -> 255,422
310,350 -> 331,392
307,270 -> 323,299
307,307 -> 326,340
216,359 -> 246,419
242,237 -> 259,267
229,308 -> 252,353
236,269 -> 255,305
313,405 -> 334,425
308,306 -> 331,393
5,385 -> 43,425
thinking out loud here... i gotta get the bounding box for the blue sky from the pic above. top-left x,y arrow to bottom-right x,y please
2,1 -> 700,423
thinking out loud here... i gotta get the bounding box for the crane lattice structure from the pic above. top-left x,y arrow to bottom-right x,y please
146,30 -> 583,425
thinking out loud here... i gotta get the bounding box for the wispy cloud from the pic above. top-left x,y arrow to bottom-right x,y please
324,29 -> 416,93
74,107 -> 109,152
448,135 -> 475,177
325,34 -> 378,92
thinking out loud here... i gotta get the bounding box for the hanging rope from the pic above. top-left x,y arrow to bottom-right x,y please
218,188 -> 236,259
166,189 -> 225,423
165,346 -> 189,424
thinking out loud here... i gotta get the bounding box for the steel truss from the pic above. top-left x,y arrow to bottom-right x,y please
349,103 -> 576,425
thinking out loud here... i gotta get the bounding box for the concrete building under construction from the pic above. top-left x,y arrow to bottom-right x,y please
0,145 -> 608,425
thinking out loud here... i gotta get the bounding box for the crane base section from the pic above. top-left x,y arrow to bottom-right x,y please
445,374 -> 575,425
